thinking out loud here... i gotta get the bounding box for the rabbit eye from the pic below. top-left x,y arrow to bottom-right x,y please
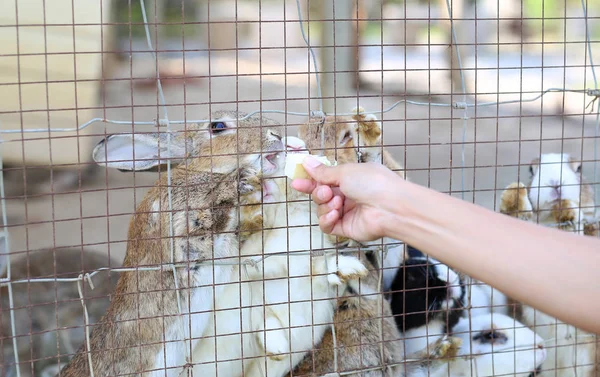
474,330 -> 508,344
211,122 -> 228,134
340,131 -> 352,146
529,166 -> 534,176
576,164 -> 582,173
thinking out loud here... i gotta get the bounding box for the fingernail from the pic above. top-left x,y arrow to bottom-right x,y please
317,186 -> 327,200
303,155 -> 322,169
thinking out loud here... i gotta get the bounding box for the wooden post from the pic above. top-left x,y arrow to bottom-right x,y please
320,0 -> 355,114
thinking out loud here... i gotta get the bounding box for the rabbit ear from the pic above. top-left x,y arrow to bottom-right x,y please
92,132 -> 189,171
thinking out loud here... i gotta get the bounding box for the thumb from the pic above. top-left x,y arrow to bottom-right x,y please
302,155 -> 342,186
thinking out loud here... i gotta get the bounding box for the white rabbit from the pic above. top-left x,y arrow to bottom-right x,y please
500,153 -> 596,234
513,303 -> 597,377
440,313 -> 547,377
191,136 -> 369,377
499,153 -> 598,377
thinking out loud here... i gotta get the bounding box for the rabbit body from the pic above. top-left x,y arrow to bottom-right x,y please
297,107 -> 405,291
437,313 -> 547,377
191,136 -> 369,377
514,304 -> 596,377
62,111 -> 280,376
1,249 -> 118,377
388,255 -> 466,356
499,153 -> 598,377
287,252 -> 462,377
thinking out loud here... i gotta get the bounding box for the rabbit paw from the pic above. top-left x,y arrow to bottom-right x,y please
238,168 -> 261,196
551,200 -> 578,229
430,335 -> 462,359
500,182 -> 533,220
256,317 -> 290,361
584,220 -> 599,237
326,255 -> 368,286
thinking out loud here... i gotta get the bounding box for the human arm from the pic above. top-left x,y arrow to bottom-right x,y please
291,156 -> 600,335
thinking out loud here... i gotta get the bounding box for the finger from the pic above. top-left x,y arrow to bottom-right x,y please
311,185 -> 334,205
290,178 -> 317,194
318,209 -> 340,234
302,156 -> 343,186
316,195 -> 343,218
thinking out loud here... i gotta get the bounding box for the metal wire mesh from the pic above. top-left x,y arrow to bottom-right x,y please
1,0 -> 599,376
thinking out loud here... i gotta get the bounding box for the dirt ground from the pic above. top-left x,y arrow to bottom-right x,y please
3,45 -> 599,269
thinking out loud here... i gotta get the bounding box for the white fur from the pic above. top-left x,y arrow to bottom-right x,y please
463,280 -> 509,318
152,218 -> 238,376
191,137 -> 367,377
528,153 -> 585,232
519,306 -> 596,377
432,314 -> 547,377
380,241 -> 405,291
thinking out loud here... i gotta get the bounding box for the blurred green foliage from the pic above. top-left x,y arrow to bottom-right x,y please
112,0 -> 200,39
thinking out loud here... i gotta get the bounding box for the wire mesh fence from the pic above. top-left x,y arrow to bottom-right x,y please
1,0 -> 599,376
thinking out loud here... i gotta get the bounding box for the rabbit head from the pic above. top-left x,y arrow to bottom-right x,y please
296,106 -> 390,164
297,112 -> 361,164
389,256 -> 465,339
527,153 -> 583,214
92,110 -> 285,176
452,314 -> 547,377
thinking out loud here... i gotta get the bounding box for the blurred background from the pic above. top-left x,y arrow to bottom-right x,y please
1,0 -> 599,295
1,1 -> 600,375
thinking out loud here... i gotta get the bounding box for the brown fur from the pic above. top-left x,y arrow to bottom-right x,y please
59,167 -> 257,376
297,107 -> 405,247
297,107 -> 405,179
499,182 -> 533,220
60,110 -> 284,376
1,249 -> 118,377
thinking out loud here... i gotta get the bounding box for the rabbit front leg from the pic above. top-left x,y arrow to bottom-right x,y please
238,167 -> 264,240
253,306 -> 291,361
551,199 -> 583,233
325,254 -> 368,286
500,182 -> 533,220
402,335 -> 462,377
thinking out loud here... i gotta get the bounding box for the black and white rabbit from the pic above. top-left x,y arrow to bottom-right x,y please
387,253 -> 466,355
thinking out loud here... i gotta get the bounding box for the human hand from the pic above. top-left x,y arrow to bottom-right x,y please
290,156 -> 401,242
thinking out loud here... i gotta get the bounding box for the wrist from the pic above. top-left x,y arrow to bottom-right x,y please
378,179 -> 441,243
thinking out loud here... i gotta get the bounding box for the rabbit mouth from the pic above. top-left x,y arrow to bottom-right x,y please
263,152 -> 282,172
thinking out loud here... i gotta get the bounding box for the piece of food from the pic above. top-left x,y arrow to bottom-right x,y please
284,153 -> 335,180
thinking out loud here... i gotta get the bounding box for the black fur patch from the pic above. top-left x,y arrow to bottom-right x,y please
388,258 -> 465,334
406,244 -> 425,259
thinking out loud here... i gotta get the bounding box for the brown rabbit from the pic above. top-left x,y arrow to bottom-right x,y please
61,111 -> 285,376
1,248 -> 118,377
297,106 -> 405,178
287,251 -> 461,377
297,107 -> 406,290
